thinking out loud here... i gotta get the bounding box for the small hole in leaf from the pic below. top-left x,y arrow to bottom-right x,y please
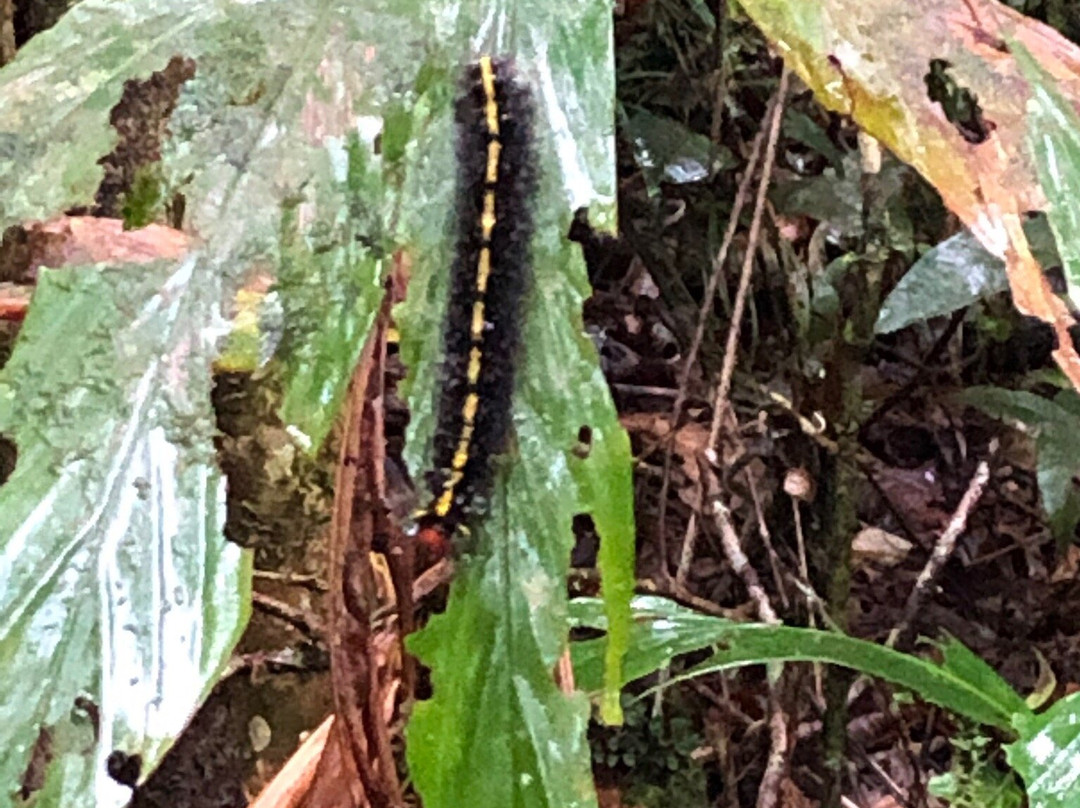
573,425 -> 593,459
0,435 -> 16,487
571,513 -> 599,570
106,750 -> 142,788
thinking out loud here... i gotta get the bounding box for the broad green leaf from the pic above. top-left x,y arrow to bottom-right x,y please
1007,691 -> 1080,808
3,3 -> 634,807
875,216 -> 1060,335
1015,43 -> 1080,315
273,142 -> 385,449
960,387 -> 1080,541
876,229 -> 1008,334
399,2 -> 634,806
0,261 -> 251,808
0,0 -> 413,800
622,108 -> 734,193
571,596 -> 1028,731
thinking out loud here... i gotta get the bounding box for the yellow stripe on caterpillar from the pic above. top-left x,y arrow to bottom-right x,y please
452,444 -> 469,470
435,470 -> 462,513
471,300 -> 486,339
481,191 -> 497,239
479,55 -> 500,136
477,247 -> 491,292
463,392 -> 479,422
485,140 -> 501,185
466,347 -> 482,385
434,488 -> 454,517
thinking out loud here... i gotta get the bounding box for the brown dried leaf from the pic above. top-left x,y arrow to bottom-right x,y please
249,716 -> 334,808
3,216 -> 190,280
777,777 -> 817,808
1051,543 -> 1080,583
868,798 -> 905,808
872,465 -> 950,536
852,525 -> 915,567
0,283 -> 31,321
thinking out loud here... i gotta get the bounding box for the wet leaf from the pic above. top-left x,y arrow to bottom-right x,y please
0,261 -> 251,808
876,229 -> 1009,334
2,3 -> 635,807
1007,691 -> 1080,808
1017,43 -> 1080,316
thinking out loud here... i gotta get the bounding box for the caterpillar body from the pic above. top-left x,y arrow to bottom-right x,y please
415,55 -> 538,553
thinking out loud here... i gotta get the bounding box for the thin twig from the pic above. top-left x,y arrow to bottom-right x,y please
674,504 -> 699,587
659,488 -> 701,715
715,498 -> 794,808
713,501 -> 779,624
658,68 -> 787,585
251,591 -> 325,641
654,110 -> 769,577
792,496 -> 824,701
887,450 -> 994,649
253,570 -> 329,592
756,694 -> 789,808
681,64 -> 788,619
412,558 -> 455,600
708,68 -> 790,448
636,576 -> 746,620
704,71 -> 790,808
859,308 -> 965,436
748,469 -> 788,608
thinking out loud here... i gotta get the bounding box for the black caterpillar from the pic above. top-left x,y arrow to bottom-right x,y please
415,55 -> 538,552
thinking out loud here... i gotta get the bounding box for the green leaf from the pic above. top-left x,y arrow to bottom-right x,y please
876,229 -> 1007,334
960,387 -> 1080,542
0,262 -> 251,808
571,596 -> 1028,731
1015,42 -> 1080,315
929,731 -> 1025,808
1,1 -> 421,798
961,386 -> 1073,428
1007,691 -> 1080,808
875,216 -> 1060,335
934,637 -> 1032,723
623,108 -> 734,193
782,108 -> 846,170
3,3 -> 634,806
399,3 -> 634,806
